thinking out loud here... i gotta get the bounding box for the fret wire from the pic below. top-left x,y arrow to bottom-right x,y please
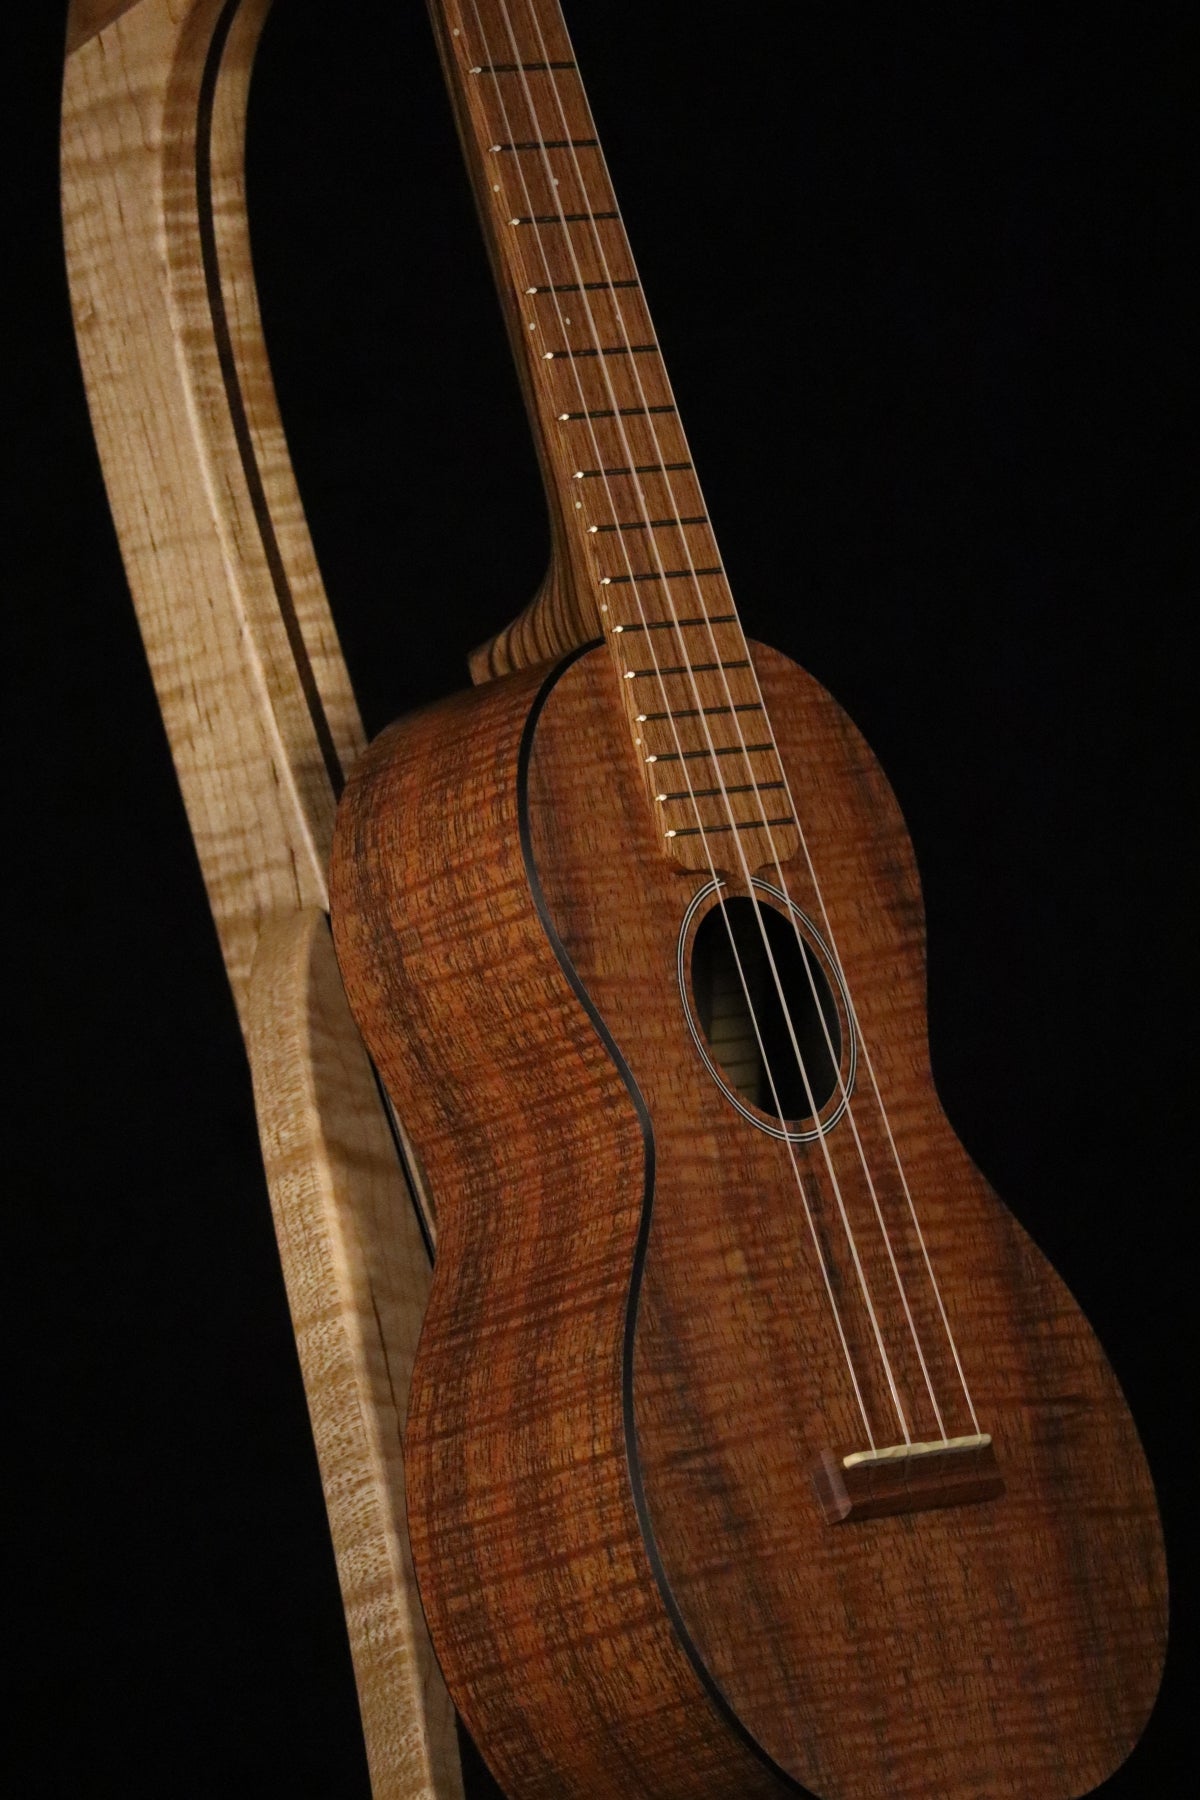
669,816 -> 796,838
511,210 -> 618,224
653,741 -> 774,760
514,0 -> 972,1437
508,15 -> 921,1448
474,5 -> 774,810
594,515 -> 707,532
462,0 -> 910,1451
527,279 -> 640,292
661,782 -> 785,801
604,569 -> 722,584
613,614 -> 736,632
637,704 -> 764,722
628,661 -> 750,678
493,137 -> 598,149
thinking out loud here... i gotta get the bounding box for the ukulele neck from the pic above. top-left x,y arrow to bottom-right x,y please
432,0 -> 798,870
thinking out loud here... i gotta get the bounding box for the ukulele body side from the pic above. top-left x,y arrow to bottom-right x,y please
330,639 -> 1166,1800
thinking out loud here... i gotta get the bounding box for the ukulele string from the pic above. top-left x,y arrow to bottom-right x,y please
465,0 -> 881,1451
508,0 -> 936,1441
524,0 -> 978,1436
491,0 -> 914,1446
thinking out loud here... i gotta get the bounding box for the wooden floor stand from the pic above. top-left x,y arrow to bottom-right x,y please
248,911 -> 459,1798
61,2 -> 463,1793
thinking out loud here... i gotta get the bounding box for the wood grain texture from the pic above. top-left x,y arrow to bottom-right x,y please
331,639 -> 1167,1799
63,4 -> 459,1792
248,910 -> 462,1800
66,0 -> 148,56
428,0 -> 799,870
63,0 -> 362,1021
811,1438 -> 1003,1526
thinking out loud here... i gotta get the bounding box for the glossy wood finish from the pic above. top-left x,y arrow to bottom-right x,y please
810,1437 -> 1003,1526
331,641 -> 1167,1799
63,0 -> 358,1015
248,911 -> 462,1799
63,3 -> 460,1789
428,0 -> 799,869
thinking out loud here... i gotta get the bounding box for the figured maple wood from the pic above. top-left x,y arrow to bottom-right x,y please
63,4 -> 459,1793
248,911 -> 462,1800
331,640 -> 1167,1800
63,0 -> 361,1019
428,0 -> 799,870
66,0 -> 146,52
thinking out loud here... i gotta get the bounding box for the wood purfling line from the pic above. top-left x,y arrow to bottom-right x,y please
475,0 -> 895,1453
512,649 -> 806,1796
512,0 -> 945,1444
194,0 -> 345,799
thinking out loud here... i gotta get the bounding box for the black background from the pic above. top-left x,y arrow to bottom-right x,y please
7,3 -> 1193,1796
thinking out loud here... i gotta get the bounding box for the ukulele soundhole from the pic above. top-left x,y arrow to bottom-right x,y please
679,879 -> 856,1140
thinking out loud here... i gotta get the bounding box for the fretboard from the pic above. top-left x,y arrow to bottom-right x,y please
432,0 -> 798,870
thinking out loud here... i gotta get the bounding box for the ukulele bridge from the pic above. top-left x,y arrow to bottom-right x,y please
813,1433 -> 1003,1525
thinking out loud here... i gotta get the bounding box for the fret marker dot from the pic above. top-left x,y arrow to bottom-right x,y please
493,184 -> 501,192
624,670 -> 635,680
588,524 -> 598,533
646,754 -> 659,763
573,471 -> 584,480
656,794 -> 667,804
612,625 -> 624,633
558,412 -> 570,420
575,500 -> 582,508
636,714 -> 648,722
528,321 -> 536,330
543,351 -> 555,360
665,829 -> 678,838
600,577 -> 612,585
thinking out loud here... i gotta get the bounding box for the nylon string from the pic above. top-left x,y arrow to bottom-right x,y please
468,0 -> 979,1442
520,0 -> 983,1441
505,0 -> 919,1441
464,0 -> 886,1449
484,0 -> 916,1445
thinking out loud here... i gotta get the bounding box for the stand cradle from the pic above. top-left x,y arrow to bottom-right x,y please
62,2 -> 462,1792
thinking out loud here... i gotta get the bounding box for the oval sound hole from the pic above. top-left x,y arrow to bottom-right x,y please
691,896 -> 842,1122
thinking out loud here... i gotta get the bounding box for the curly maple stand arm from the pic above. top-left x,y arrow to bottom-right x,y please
63,0 -> 360,1014
248,911 -> 461,1800
62,3 -> 462,1794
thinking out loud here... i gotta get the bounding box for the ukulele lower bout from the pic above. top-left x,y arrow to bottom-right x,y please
330,638 -> 1165,1800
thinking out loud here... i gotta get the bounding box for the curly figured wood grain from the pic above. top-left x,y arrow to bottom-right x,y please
63,6 -> 459,1794
467,562 -> 593,685
63,0 -> 363,1019
331,642 -> 1166,1800
67,0 -> 147,54
248,912 -> 462,1800
331,659 -> 790,1800
427,2 -> 802,866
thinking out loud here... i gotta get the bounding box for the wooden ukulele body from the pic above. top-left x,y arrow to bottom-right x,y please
330,640 -> 1166,1800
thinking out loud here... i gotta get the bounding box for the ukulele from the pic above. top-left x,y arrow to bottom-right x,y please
329,3 -> 1168,1795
